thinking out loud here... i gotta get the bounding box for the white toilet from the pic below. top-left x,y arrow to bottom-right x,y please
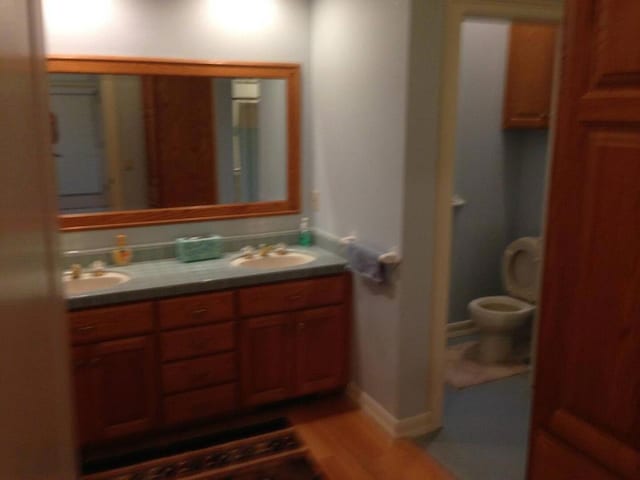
468,237 -> 541,364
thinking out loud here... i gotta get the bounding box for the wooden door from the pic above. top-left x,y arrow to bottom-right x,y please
529,1 -> 640,478
294,306 -> 348,395
91,336 -> 157,441
144,75 -> 217,208
240,314 -> 293,406
503,23 -> 557,129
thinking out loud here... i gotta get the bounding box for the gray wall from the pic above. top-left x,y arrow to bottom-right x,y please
311,0 -> 411,417
448,20 -> 549,324
44,0 -> 311,250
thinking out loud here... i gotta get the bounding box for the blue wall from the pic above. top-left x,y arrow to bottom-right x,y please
448,19 -> 550,324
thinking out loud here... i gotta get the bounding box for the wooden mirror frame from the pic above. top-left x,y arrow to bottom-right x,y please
48,56 -> 301,231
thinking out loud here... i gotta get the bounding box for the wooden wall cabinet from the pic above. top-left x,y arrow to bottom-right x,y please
503,23 -> 558,129
68,274 -> 351,447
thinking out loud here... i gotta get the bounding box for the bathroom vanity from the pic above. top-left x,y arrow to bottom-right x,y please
69,269 -> 351,447
51,54 -> 352,450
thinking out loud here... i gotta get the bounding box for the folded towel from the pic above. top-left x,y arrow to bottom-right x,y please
346,242 -> 387,284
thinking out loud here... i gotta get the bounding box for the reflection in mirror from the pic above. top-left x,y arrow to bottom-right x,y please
49,73 -> 287,214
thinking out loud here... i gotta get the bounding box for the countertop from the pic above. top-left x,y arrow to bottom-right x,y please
66,246 -> 347,310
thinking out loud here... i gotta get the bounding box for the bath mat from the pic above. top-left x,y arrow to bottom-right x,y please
445,341 -> 530,389
82,419 -> 325,480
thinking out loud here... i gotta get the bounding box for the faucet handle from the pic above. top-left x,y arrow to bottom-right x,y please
70,264 -> 83,279
91,260 -> 106,277
274,243 -> 288,255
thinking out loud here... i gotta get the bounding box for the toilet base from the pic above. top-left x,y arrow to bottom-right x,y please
477,332 -> 514,364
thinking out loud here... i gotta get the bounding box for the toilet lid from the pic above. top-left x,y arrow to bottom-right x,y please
502,237 -> 541,303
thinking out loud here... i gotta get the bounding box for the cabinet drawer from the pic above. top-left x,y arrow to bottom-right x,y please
162,353 -> 236,394
161,323 -> 235,361
158,291 -> 235,330
70,302 -> 154,345
238,275 -> 345,316
163,383 -> 237,425
307,275 -> 346,308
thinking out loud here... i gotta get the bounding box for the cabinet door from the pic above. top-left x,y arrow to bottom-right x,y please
294,306 -> 348,395
240,314 -> 293,406
503,23 -> 557,129
72,346 -> 99,445
91,336 -> 157,440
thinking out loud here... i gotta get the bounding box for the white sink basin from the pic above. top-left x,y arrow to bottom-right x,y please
63,272 -> 131,295
231,252 -> 315,269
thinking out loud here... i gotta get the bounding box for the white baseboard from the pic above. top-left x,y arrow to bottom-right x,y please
447,319 -> 478,338
346,383 -> 433,438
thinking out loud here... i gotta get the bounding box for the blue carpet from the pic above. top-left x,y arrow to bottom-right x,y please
419,372 -> 532,480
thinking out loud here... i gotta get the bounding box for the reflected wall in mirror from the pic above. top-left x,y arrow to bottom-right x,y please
48,57 -> 300,230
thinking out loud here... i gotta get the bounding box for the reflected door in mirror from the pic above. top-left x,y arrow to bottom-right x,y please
49,72 -> 288,215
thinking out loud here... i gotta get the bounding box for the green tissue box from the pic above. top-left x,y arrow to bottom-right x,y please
175,235 -> 223,263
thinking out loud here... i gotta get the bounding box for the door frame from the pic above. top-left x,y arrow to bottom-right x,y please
426,0 -> 564,431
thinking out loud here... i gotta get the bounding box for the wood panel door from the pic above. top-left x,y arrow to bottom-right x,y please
294,306 -> 348,395
91,336 -> 157,441
240,314 -> 294,406
530,1 -> 640,478
144,75 -> 217,208
503,23 -> 557,129
72,346 -> 99,445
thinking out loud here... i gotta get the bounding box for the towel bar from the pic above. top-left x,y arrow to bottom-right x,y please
340,236 -> 402,265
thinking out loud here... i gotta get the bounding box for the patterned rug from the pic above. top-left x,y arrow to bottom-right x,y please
445,341 -> 530,389
82,419 -> 324,480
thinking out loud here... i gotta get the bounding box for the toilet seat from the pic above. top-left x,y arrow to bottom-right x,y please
502,237 -> 541,304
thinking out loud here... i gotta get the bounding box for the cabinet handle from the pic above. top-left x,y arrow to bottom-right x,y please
287,294 -> 303,301
75,325 -> 96,333
298,322 -> 306,331
191,307 -> 208,318
74,359 -> 88,368
89,357 -> 101,366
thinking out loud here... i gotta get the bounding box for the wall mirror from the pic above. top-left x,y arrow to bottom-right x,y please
48,57 -> 300,231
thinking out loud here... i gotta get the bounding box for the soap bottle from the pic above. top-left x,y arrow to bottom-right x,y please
298,217 -> 313,247
112,234 -> 133,266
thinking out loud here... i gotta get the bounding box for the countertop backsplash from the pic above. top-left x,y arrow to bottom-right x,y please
62,230 -> 302,270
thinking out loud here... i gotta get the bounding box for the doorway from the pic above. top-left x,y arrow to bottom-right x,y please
423,1 -> 563,478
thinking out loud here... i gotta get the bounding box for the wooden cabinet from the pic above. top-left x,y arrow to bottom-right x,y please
239,277 -> 350,407
503,23 -> 558,129
294,306 -> 348,395
69,273 -> 351,447
72,336 -> 157,445
240,314 -> 294,406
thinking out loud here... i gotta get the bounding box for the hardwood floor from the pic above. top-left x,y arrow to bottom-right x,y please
284,395 -> 455,480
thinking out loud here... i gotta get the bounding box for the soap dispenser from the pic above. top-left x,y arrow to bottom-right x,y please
112,234 -> 133,266
298,217 -> 313,247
